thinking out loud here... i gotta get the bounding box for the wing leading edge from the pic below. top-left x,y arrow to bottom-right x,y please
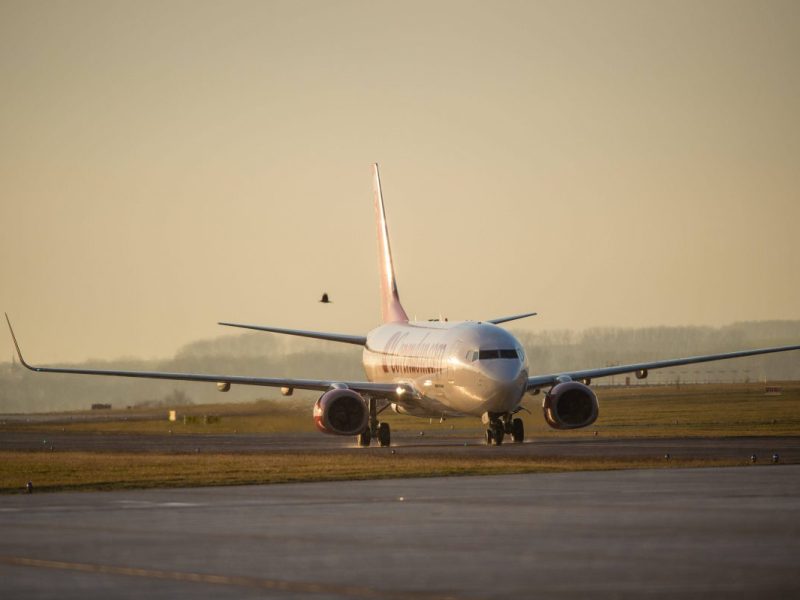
5,314 -> 402,399
527,344 -> 800,389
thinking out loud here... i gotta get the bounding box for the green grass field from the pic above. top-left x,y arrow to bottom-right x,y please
2,383 -> 798,493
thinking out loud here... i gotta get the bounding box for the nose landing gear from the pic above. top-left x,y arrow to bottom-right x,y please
484,413 -> 525,445
485,424 -> 504,446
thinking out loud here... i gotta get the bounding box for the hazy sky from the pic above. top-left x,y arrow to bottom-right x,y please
1,0 -> 799,363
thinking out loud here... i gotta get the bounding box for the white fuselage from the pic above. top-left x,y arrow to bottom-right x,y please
363,320 -> 529,418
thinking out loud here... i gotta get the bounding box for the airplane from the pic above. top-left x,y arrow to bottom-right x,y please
6,164 -> 800,447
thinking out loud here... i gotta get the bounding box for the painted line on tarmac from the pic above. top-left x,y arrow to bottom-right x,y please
0,556 -> 469,600
115,500 -> 202,508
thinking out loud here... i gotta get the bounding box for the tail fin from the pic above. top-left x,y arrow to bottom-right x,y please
373,163 -> 409,324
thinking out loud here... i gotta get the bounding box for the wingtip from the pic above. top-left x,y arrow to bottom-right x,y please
4,313 -> 32,369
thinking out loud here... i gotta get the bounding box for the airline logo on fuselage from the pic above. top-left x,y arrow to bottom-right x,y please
381,332 -> 449,375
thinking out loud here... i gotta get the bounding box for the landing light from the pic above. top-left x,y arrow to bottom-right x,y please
395,386 -> 406,396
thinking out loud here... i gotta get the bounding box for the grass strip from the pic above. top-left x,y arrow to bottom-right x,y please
1,450 -> 746,494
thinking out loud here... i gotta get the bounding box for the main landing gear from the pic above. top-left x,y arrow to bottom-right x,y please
356,397 -> 391,448
357,422 -> 390,447
485,413 -> 524,446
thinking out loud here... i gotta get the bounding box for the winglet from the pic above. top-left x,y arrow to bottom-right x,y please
5,313 -> 35,371
373,163 -> 409,324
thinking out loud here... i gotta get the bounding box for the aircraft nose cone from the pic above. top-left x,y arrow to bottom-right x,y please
484,360 -> 525,383
482,361 -> 527,409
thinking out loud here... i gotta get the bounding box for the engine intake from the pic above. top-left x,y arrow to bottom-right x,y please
313,389 -> 368,436
542,381 -> 599,430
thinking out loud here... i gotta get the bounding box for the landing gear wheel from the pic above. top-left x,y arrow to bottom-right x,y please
377,422 -> 391,447
493,426 -> 505,446
485,429 -> 494,446
357,428 -> 371,447
511,418 -> 525,443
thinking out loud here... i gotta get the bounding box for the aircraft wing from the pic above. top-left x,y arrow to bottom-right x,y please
5,315 -> 403,399
527,343 -> 800,390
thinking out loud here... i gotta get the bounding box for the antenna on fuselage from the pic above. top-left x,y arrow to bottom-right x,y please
373,163 -> 409,324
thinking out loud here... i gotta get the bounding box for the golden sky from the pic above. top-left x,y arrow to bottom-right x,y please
1,0 -> 799,363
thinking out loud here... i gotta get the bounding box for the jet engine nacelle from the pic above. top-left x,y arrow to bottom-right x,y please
542,381 -> 599,430
313,389 -> 369,436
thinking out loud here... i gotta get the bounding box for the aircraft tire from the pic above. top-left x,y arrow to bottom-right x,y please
357,429 -> 371,447
377,422 -> 391,447
511,418 -> 524,443
485,429 -> 493,445
489,421 -> 506,446
493,425 -> 505,446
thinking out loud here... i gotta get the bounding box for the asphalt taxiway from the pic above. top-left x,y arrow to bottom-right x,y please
1,465 -> 798,599
1,430 -> 799,464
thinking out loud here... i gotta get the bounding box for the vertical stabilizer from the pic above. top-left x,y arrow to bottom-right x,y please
373,164 -> 409,323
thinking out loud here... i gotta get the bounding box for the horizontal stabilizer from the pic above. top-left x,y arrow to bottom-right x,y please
218,321 -> 367,346
486,312 -> 538,325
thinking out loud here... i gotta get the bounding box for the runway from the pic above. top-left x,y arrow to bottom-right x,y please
1,465 -> 799,599
2,429 -> 799,464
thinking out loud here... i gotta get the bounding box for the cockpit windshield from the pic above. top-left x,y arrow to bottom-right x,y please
468,349 -> 520,361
